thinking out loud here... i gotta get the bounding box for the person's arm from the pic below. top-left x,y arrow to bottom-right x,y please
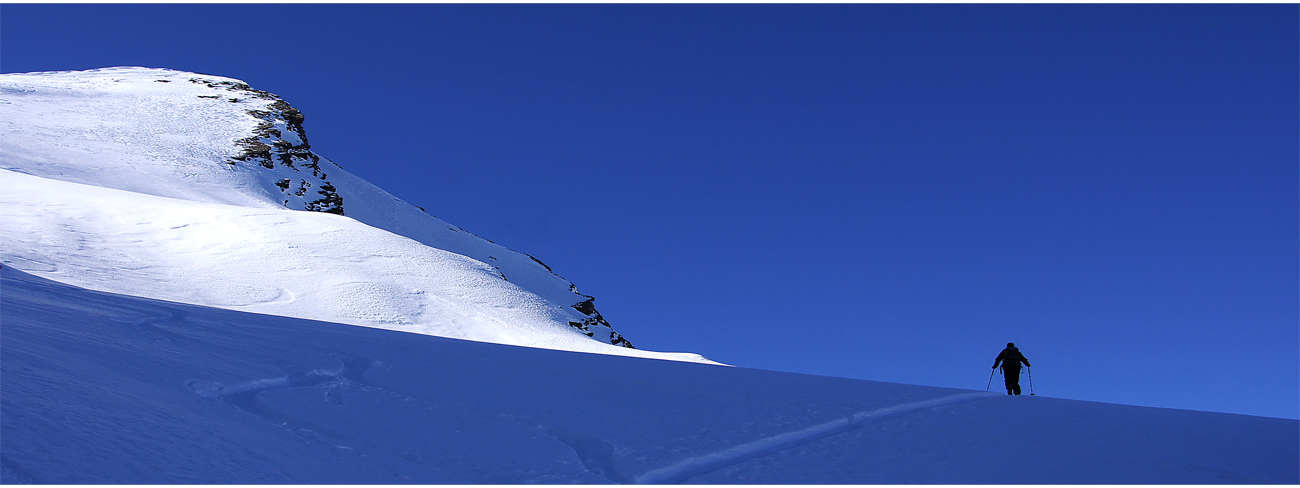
993,352 -> 1004,369
1021,355 -> 1031,367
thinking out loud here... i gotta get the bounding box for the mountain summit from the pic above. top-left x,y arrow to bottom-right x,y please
0,67 -> 707,363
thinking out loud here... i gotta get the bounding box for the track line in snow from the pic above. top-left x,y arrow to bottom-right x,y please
633,391 -> 995,484
115,308 -> 190,344
186,354 -> 467,478
506,416 -> 632,484
187,353 -> 376,434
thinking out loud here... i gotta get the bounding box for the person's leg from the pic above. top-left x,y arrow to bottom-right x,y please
1006,368 -> 1021,395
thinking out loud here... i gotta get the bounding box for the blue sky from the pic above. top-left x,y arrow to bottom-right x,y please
3,4 -> 1296,419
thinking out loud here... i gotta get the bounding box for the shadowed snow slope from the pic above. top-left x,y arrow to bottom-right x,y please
0,67 -> 681,358
2,267 -> 1296,484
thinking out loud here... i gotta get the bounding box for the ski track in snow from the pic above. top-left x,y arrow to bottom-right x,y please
186,355 -> 415,462
112,307 -> 191,344
187,357 -> 993,485
188,355 -> 610,483
633,391 -> 997,484
511,416 -> 634,484
188,358 -> 626,483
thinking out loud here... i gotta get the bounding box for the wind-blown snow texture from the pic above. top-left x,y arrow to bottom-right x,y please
2,266 -> 1296,484
0,67 -> 686,360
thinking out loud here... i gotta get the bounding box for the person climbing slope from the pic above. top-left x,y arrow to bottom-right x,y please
993,342 -> 1031,395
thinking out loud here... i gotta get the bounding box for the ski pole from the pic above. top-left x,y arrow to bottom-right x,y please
985,368 -> 995,391
1027,366 -> 1034,395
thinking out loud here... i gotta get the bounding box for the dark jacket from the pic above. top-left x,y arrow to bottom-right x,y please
994,346 -> 1030,371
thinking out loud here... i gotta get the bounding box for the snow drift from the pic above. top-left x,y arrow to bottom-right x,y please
3,266 -> 1296,484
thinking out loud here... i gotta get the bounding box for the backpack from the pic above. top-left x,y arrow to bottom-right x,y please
1001,347 -> 1024,369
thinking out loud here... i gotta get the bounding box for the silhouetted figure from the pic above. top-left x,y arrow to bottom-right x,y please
993,342 -> 1031,395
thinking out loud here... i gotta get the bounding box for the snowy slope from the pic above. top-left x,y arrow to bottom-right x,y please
3,266 -> 1296,484
0,169 -> 700,361
0,67 -> 667,356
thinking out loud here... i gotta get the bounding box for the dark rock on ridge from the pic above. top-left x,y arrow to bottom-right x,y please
193,77 -> 344,216
193,76 -> 634,349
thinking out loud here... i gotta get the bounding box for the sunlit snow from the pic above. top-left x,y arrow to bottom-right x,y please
0,67 -> 703,362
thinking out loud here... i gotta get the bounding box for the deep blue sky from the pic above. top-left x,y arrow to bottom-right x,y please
3,4 -> 1296,420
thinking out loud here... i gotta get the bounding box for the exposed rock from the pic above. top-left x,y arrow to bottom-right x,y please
199,74 -> 635,348
195,77 -> 344,215
572,297 -> 634,349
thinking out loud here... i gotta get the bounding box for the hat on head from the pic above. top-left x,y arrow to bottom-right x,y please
1007,342 -> 1015,347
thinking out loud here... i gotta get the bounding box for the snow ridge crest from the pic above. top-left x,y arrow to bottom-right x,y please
0,67 -> 698,361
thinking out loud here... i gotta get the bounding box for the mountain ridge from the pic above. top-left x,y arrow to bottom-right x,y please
0,67 -> 677,360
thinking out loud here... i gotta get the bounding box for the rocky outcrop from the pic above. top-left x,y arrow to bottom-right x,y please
571,297 -> 634,349
191,77 -> 344,215
193,76 -> 634,349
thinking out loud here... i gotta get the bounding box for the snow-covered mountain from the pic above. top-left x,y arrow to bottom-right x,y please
2,266 -> 1296,484
0,67 -> 701,362
3,67 -> 1296,484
